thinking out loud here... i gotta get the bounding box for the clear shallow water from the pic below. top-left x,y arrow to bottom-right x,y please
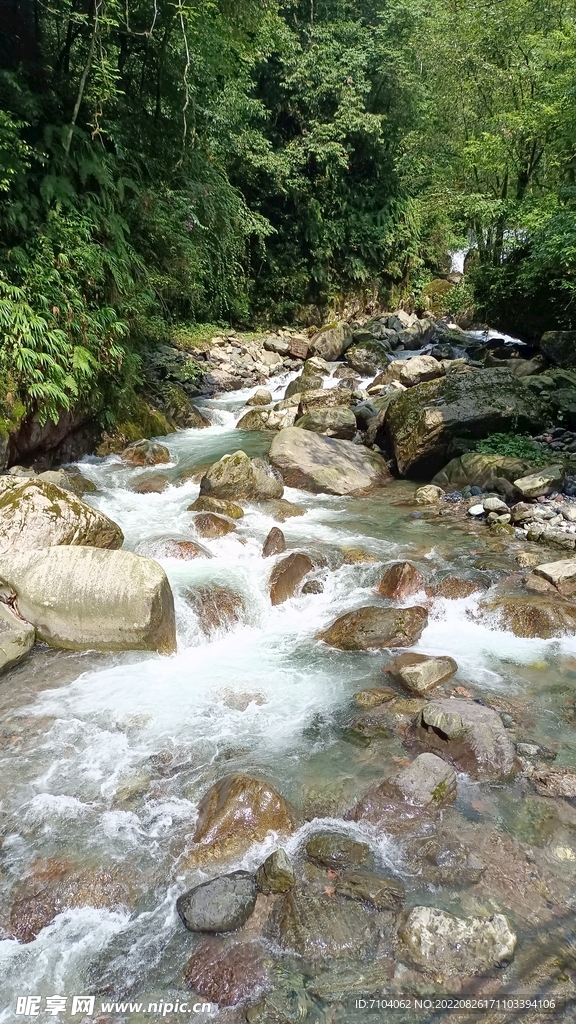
2,378 -> 576,1022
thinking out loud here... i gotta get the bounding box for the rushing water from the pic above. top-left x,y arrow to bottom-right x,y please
2,374 -> 576,1023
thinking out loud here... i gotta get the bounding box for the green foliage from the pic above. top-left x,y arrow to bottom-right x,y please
475,433 -> 547,465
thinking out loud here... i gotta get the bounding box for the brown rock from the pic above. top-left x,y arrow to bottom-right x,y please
288,337 -> 310,360
184,937 -> 270,1006
318,605 -> 428,650
260,499 -> 305,522
347,754 -> 457,832
187,496 -> 244,519
185,586 -> 245,638
269,552 -> 313,605
480,595 -> 576,639
385,653 -> 457,695
433,576 -> 486,599
150,538 -> 210,560
342,548 -> 379,564
378,562 -> 424,599
194,513 -> 236,539
353,686 -> 397,708
529,765 -> 576,799
186,774 -> 295,865
262,527 -> 286,557
10,867 -> 132,944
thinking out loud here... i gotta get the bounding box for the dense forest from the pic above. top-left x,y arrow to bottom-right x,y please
1,0 -> 576,432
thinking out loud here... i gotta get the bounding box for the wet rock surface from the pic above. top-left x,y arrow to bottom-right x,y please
398,906 -> 517,976
319,605 -> 428,650
269,552 -> 313,604
377,561 -> 424,599
177,871 -> 258,932
269,887 -> 378,962
385,653 -> 458,694
413,698 -> 518,780
304,833 -> 372,870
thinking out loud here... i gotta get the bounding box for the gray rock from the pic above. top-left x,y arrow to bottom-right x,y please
176,871 -> 257,933
414,698 -> 518,780
255,850 -> 295,895
514,465 -> 564,498
0,547 -> 176,654
200,451 -> 283,501
269,427 -> 390,496
246,388 -> 273,407
0,603 -> 35,676
310,323 -> 354,361
398,906 -> 516,976
483,495 -> 509,513
295,407 -> 357,440
377,355 -> 445,388
385,653 -> 458,695
539,330 -> 576,368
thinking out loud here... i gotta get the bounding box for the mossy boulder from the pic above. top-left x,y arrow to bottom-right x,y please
199,450 -> 283,501
432,452 -> 535,491
346,339 -> 392,376
386,368 -> 547,477
0,480 -> 123,554
310,322 -> 354,361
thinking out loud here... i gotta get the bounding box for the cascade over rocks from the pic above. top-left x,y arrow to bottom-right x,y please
413,698 -> 518,780
318,605 -> 428,650
185,774 -> 296,866
481,594 -> 576,638
0,479 -> 123,553
386,369 -> 546,476
0,547 -> 176,654
199,450 -> 283,501
193,512 -> 236,538
269,427 -> 390,496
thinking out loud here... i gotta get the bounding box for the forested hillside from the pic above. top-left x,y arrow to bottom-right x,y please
1,0 -> 575,434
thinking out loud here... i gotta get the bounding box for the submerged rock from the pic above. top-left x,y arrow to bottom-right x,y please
0,603 -> 35,676
269,888 -> 377,962
378,561 -> 424,600
413,698 -> 518,780
185,937 -> 270,1007
255,850 -> 295,895
120,439 -> 171,466
414,484 -> 444,504
398,906 -> 517,976
269,427 -> 390,496
200,451 -> 283,501
0,479 -> 123,553
387,369 -> 545,477
385,652 -> 457,695
0,547 -> 176,654
432,575 -> 486,599
186,774 -> 295,865
184,585 -> 245,638
305,833 -> 372,871
260,498 -> 305,522
10,867 -> 132,944
269,552 -> 313,605
318,605 -> 428,650
335,870 -> 405,911
176,871 -> 257,933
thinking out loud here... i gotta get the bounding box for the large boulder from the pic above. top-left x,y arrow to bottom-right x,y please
310,322 -> 354,361
513,465 -> 564,498
413,698 -> 517,780
185,774 -> 295,866
0,603 -> 35,675
119,439 -> 171,466
432,452 -> 534,492
269,427 -> 390,496
295,407 -> 357,440
0,547 -> 176,654
398,906 -> 516,976
346,339 -> 393,376
386,368 -> 546,476
539,330 -> 576,368
297,389 -> 353,413
176,871 -> 257,933
235,409 -> 288,431
376,356 -> 445,389
199,451 -> 283,501
318,605 -> 428,650
0,480 -> 123,554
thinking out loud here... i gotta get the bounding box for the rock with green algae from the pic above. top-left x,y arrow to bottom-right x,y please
255,849 -> 295,895
318,605 -> 428,650
432,451 -> 536,491
386,368 -> 546,477
481,593 -> 576,639
0,479 -> 123,554
199,450 -> 283,501
0,546 -> 176,654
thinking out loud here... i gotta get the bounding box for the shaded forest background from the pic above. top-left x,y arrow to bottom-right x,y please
1,0 -> 576,428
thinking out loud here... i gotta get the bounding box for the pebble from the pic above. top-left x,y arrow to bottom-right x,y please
468,504 -> 485,516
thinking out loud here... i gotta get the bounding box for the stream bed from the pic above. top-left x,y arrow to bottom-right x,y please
2,375 -> 576,1023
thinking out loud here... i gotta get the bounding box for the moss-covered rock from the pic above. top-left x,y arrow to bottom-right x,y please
386,368 -> 547,477
0,479 -> 123,553
432,452 -> 535,491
